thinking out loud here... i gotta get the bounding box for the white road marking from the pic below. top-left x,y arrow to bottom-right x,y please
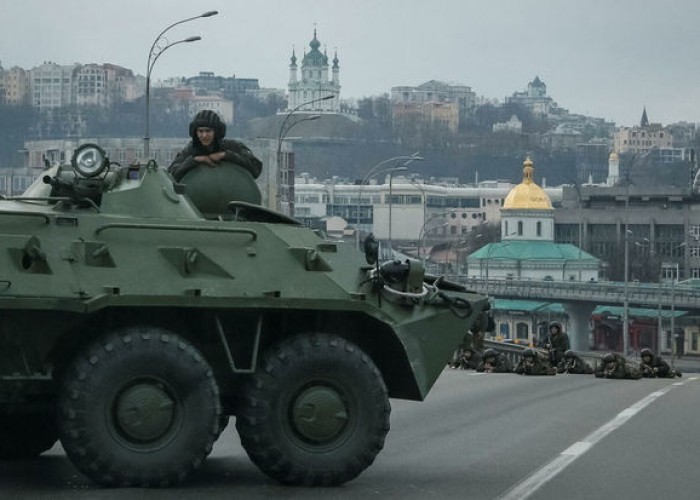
497,380 -> 693,500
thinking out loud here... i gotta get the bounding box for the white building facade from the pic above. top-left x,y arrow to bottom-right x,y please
294,174 -> 564,247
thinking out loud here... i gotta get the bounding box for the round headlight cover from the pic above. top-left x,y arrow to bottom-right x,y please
72,143 -> 108,178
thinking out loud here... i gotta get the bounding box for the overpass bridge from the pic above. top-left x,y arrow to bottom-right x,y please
459,277 -> 700,311
457,277 -> 700,350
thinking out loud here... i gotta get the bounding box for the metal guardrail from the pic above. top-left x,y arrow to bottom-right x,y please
460,277 -> 700,311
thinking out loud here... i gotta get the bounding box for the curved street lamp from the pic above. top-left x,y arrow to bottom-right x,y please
409,177 -> 427,231
143,10 -> 219,158
276,95 -> 334,214
355,153 -> 423,249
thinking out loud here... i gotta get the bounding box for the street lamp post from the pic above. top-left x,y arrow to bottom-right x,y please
144,10 -> 218,158
387,169 -> 401,252
355,153 -> 423,249
670,244 -> 685,359
623,227 -> 631,354
276,95 -> 334,214
452,239 -> 470,279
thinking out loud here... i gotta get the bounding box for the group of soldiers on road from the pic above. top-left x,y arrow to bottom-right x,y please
450,322 -> 682,380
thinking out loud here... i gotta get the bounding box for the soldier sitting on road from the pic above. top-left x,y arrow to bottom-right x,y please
545,322 -> 570,365
450,329 -> 486,370
639,348 -> 682,378
557,350 -> 594,374
514,348 -> 557,376
594,353 -> 642,380
477,348 -> 513,373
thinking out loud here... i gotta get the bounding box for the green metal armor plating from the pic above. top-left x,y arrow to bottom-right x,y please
0,144 -> 491,487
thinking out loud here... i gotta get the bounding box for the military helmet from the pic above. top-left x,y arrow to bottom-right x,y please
602,353 -> 615,363
640,348 -> 653,358
549,322 -> 561,332
564,349 -> 575,359
483,348 -> 498,359
189,110 -> 227,141
522,348 -> 536,358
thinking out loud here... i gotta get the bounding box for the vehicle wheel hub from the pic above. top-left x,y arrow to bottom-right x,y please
115,383 -> 175,442
291,386 -> 348,443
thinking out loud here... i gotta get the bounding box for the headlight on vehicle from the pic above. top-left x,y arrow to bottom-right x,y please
72,143 -> 108,178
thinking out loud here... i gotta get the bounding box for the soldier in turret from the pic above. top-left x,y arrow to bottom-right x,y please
514,348 -> 557,375
169,110 -> 262,182
557,350 -> 594,374
639,348 -> 682,378
477,348 -> 513,373
594,353 -> 642,380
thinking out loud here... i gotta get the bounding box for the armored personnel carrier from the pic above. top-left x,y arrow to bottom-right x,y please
0,144 -> 492,487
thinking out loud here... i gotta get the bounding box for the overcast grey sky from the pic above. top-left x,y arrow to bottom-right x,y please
2,0 -> 699,126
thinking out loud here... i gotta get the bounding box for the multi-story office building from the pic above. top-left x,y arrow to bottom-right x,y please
554,182 -> 700,281
29,62 -> 78,110
0,66 -> 30,105
185,71 -> 260,97
391,80 -> 476,130
74,63 -> 139,107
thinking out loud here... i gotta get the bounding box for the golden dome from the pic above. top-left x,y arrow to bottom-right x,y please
502,157 -> 553,210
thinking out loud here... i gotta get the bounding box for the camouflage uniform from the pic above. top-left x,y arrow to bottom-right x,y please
470,329 -> 485,352
594,353 -> 642,380
450,330 -> 485,370
557,350 -> 594,374
477,349 -> 513,373
639,348 -> 682,378
454,348 -> 482,370
546,323 -> 570,365
514,348 -> 557,376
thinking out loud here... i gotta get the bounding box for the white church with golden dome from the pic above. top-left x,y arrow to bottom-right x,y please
466,157 -> 600,282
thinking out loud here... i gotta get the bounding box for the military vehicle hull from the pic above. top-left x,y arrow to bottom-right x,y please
0,150 -> 491,486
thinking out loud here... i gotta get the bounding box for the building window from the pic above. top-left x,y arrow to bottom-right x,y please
536,221 -> 542,237
516,323 -> 529,340
517,221 -> 523,235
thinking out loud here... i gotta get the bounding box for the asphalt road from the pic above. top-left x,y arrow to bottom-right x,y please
2,370 -> 698,500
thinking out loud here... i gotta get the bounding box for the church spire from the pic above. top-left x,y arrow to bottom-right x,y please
640,106 -> 649,127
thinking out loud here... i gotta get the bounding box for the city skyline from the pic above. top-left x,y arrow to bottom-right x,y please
3,0 -> 700,127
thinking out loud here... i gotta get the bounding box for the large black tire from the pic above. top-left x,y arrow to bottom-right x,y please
236,333 -> 390,486
58,327 -> 220,487
0,412 -> 57,459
